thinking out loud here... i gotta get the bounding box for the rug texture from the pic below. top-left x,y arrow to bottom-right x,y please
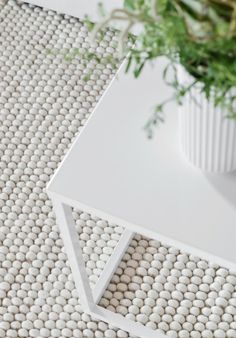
0,2 -> 236,338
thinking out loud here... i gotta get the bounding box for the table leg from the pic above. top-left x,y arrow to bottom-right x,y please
51,196 -> 95,313
50,195 -> 169,338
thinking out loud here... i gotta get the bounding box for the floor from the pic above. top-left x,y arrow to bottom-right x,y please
0,2 -> 236,338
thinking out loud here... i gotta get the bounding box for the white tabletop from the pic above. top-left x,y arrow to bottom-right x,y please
47,58 -> 236,269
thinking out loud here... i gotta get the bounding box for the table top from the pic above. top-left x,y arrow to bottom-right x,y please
47,58 -> 236,269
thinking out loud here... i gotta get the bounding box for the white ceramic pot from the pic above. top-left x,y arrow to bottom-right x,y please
178,67 -> 236,174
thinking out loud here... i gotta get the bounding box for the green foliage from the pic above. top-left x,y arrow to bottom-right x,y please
93,0 -> 236,136
47,46 -> 119,81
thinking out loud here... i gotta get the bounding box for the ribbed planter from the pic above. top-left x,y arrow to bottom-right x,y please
178,67 -> 236,174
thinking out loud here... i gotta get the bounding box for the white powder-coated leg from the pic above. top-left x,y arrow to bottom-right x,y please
50,196 -> 173,337
51,196 -> 95,313
51,196 -> 163,337
93,229 -> 134,304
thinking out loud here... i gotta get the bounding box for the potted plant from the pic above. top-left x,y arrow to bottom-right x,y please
92,0 -> 236,174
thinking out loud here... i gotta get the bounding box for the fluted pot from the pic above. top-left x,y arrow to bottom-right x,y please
178,67 -> 236,174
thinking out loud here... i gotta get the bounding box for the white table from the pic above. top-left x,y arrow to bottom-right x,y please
47,58 -> 236,338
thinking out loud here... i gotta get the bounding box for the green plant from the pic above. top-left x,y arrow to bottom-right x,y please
92,0 -> 236,137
